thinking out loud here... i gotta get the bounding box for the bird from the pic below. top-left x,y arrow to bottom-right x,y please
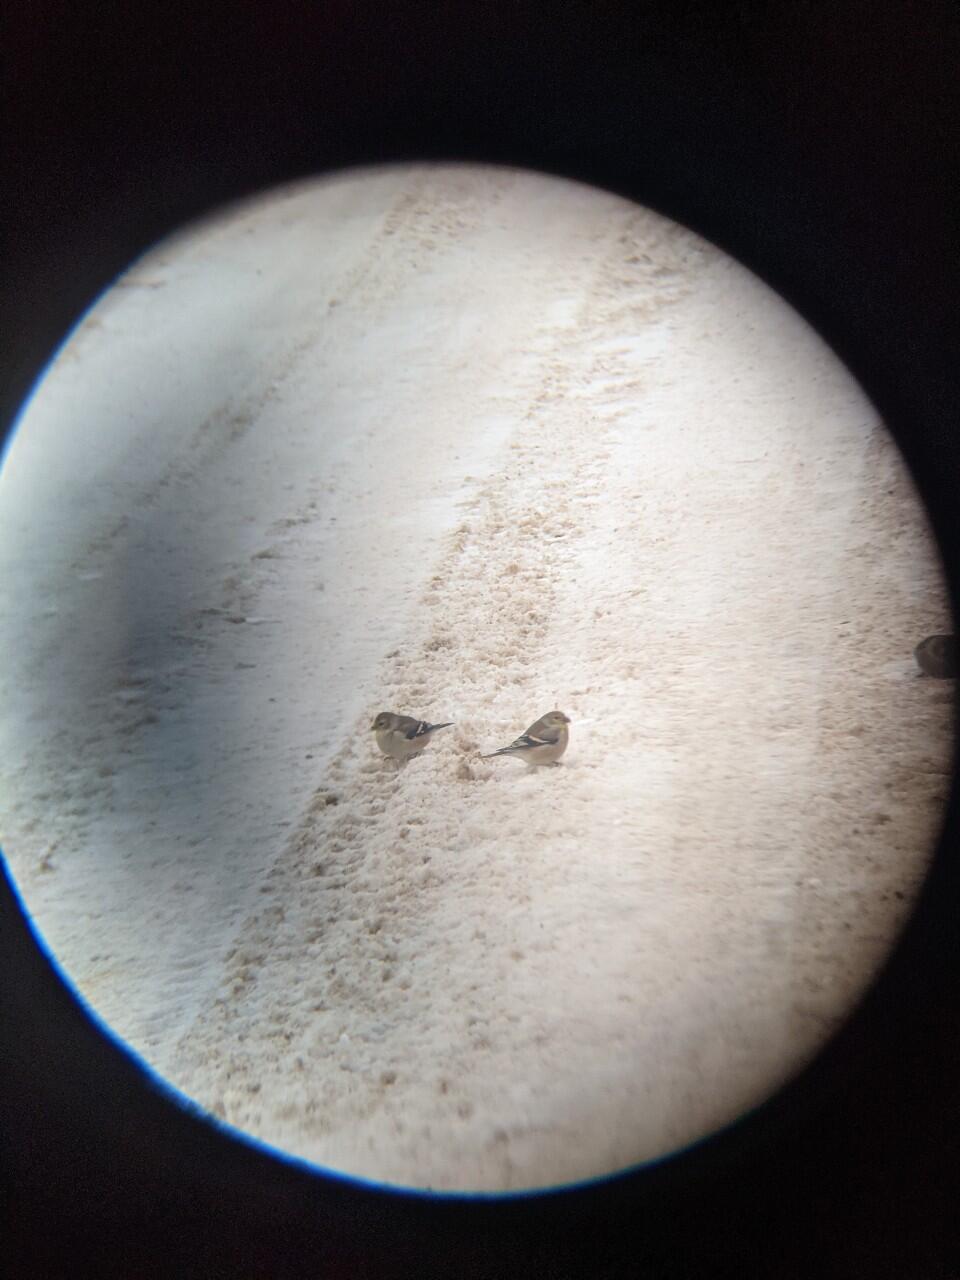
481,710 -> 570,766
371,711 -> 454,760
914,634 -> 957,678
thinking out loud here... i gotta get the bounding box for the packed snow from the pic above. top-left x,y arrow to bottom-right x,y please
0,165 -> 952,1192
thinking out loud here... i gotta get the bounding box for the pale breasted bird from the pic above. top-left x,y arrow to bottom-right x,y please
371,711 -> 454,760
481,710 -> 570,765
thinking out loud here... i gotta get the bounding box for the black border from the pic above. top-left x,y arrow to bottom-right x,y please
2,3 -> 959,1276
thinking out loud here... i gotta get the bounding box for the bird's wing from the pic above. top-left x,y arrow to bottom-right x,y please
525,728 -> 561,746
505,732 -> 555,751
407,719 -> 453,739
402,718 -> 431,740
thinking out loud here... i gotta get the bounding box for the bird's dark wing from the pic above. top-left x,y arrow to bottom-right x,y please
506,732 -> 554,751
406,719 -> 453,739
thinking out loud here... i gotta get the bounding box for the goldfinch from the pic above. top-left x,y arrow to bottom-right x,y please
481,710 -> 570,765
371,711 -> 454,760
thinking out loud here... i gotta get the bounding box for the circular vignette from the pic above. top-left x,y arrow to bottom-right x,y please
1,165 -> 957,1203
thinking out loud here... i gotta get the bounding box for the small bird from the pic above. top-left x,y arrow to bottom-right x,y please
371,711 -> 454,760
481,710 -> 570,766
914,634 -> 957,678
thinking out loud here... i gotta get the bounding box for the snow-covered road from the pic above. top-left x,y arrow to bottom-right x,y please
0,166 -> 951,1191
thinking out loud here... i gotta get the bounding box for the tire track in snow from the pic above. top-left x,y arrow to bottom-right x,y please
166,394 -> 612,1158
124,171 -> 643,1071
165,216 -> 709,1185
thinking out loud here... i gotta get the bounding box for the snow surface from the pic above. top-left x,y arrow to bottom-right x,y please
0,165 -> 952,1192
